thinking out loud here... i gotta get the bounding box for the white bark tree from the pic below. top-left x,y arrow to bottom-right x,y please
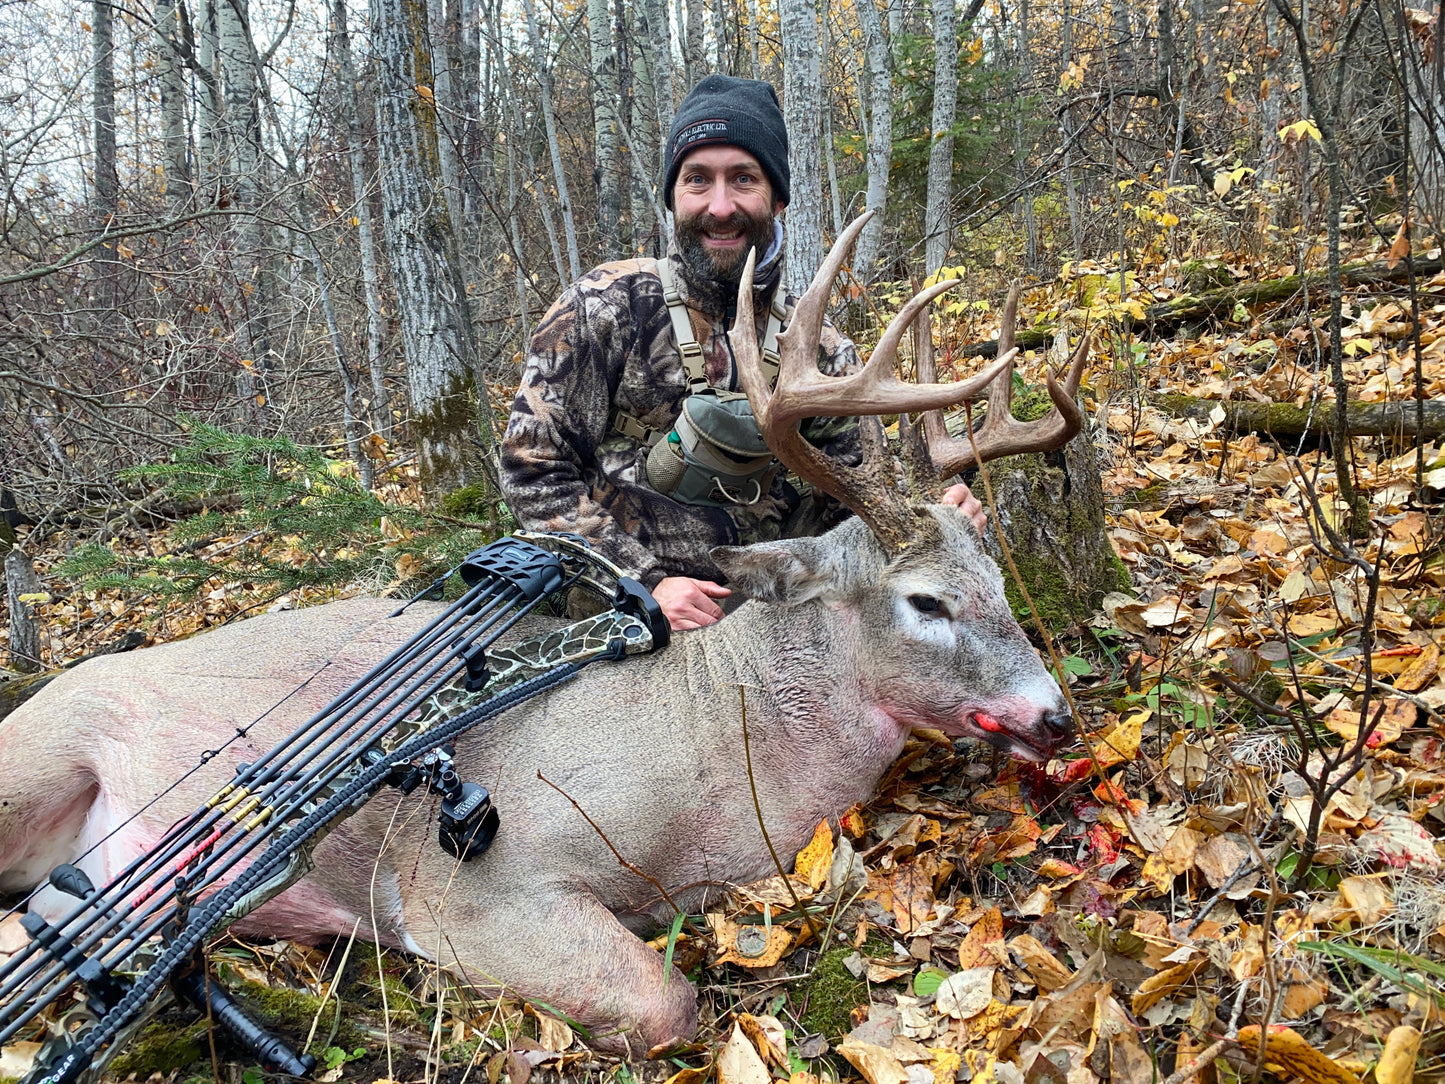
521,0 -> 582,278
589,0 -> 623,257
331,0 -> 393,437
371,0 -> 492,498
781,0 -> 824,295
155,0 -> 190,209
854,0 -> 892,281
923,0 -> 957,275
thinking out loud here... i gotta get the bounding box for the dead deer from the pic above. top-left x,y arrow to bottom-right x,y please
0,214 -> 1088,1060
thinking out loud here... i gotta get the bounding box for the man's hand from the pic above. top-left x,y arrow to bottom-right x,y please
652,576 -> 732,630
941,483 -> 986,535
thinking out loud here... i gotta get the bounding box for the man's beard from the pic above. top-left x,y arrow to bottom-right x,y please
675,208 -> 777,289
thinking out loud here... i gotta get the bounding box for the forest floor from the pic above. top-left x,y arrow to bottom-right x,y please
2,233 -> 1444,1084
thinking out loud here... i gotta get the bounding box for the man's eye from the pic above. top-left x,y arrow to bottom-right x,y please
908,594 -> 943,615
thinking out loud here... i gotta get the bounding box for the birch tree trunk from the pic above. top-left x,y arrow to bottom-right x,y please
155,0 -> 190,209
589,0 -> 623,258
711,0 -> 730,73
521,0 -> 582,278
195,0 -> 224,195
684,0 -> 706,83
332,0 -> 393,437
371,0 -> 494,499
427,0 -> 467,239
455,0 -> 485,220
217,0 -> 276,407
748,0 -> 761,78
854,0 -> 892,281
923,0 -> 956,275
92,0 -> 119,225
638,0 -> 675,190
781,0 -> 823,295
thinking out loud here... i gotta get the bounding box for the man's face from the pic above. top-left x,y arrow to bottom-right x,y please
672,146 -> 784,288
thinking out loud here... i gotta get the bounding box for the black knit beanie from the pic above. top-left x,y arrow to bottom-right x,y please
664,75 -> 790,210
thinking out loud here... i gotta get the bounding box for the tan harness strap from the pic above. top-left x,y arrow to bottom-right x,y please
608,261 -> 785,446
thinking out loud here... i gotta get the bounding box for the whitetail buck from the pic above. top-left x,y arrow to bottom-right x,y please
0,215 -> 1088,1059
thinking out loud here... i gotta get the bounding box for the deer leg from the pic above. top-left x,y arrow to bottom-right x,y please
416,885 -> 698,1054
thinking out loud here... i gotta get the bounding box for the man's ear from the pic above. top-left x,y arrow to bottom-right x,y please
773,199 -> 786,217
710,537 -> 843,606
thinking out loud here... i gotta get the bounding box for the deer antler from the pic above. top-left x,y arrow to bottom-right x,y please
731,212 -> 1012,552
918,286 -> 1090,478
730,213 -> 1089,554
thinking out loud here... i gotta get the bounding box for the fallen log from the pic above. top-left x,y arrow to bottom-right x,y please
959,254 -> 1445,358
1154,394 -> 1445,440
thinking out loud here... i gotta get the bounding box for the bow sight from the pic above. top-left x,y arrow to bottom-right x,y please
0,533 -> 667,1084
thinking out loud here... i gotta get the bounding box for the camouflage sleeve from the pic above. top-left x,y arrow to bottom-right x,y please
498,281 -> 666,585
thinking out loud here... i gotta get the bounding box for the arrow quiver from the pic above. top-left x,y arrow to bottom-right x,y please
0,533 -> 667,1084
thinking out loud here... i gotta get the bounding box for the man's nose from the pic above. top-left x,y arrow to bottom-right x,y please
706,179 -> 735,219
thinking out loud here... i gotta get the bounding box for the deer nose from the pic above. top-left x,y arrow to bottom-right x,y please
1042,709 -> 1074,740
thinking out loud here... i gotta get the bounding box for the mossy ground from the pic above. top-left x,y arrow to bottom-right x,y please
793,947 -> 873,1041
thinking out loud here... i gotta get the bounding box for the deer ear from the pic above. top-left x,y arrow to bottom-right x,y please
711,538 -> 843,606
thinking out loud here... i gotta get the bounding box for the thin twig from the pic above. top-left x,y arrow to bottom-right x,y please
536,770 -> 680,914
738,687 -> 821,943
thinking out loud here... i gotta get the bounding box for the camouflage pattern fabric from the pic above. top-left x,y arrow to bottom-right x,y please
499,247 -> 861,588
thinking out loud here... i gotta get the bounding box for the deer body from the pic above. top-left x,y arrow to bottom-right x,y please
0,511 -> 1070,1052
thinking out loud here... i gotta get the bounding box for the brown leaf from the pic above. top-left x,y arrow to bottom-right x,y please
718,1023 -> 772,1084
837,1040 -> 908,1084
956,907 -> 1005,969
1236,1024 -> 1364,1084
1395,642 -> 1440,692
1387,218 -> 1411,269
1131,957 -> 1208,1015
1007,934 -> 1074,991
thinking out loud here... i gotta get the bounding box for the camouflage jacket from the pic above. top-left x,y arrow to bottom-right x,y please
499,245 -> 861,588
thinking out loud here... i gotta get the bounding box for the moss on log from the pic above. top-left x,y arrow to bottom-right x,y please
959,255 -> 1445,358
1155,395 -> 1445,440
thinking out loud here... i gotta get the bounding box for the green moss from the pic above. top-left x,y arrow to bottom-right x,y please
108,1019 -> 212,1077
796,948 -> 870,1041
440,483 -> 493,519
1179,259 -> 1233,293
232,977 -> 368,1052
1010,383 -> 1053,423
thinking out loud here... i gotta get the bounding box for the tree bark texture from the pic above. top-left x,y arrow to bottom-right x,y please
426,0 -> 467,239
780,0 -> 824,296
5,549 -> 44,673
1156,394 -> 1445,441
155,0 -> 191,208
923,0 -> 956,275
980,425 -> 1131,629
371,0 -> 492,499
589,0 -> 623,258
92,0 -> 119,223
854,0 -> 892,281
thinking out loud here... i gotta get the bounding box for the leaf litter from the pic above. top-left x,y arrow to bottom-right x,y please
2,241 -> 1445,1084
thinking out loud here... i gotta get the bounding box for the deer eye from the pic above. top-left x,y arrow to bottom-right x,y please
908,594 -> 944,616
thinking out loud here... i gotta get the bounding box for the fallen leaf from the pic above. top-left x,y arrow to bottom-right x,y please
738,1014 -> 788,1067
1376,1026 -> 1422,1084
718,1022 -> 772,1084
1131,957 -> 1209,1015
1007,934 -> 1074,991
1338,875 -> 1394,926
1395,642 -> 1439,692
956,907 -> 1006,968
793,819 -> 834,892
934,967 -> 995,1019
838,1039 -> 909,1084
1236,1024 -> 1364,1084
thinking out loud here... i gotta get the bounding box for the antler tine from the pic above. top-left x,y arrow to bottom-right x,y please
926,286 -> 1092,478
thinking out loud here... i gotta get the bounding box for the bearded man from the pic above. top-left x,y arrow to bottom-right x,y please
500,75 -> 980,630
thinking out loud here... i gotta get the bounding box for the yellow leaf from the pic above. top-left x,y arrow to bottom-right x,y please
1387,218 -> 1411,269
1279,118 -> 1324,145
17,592 -> 50,604
1236,1024 -> 1364,1084
792,819 -> 833,892
1376,1026 -> 1422,1084
415,84 -> 434,100
1213,172 -> 1232,198
351,215 -> 361,227
1093,710 -> 1145,769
